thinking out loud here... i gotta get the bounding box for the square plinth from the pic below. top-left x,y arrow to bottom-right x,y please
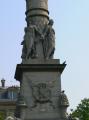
15,59 -> 66,81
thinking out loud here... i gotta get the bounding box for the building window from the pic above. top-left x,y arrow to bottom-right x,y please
8,91 -> 18,100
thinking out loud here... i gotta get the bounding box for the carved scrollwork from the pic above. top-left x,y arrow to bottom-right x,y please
30,83 -> 55,109
32,83 -> 51,103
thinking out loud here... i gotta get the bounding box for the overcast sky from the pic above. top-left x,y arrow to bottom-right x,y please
0,0 -> 89,112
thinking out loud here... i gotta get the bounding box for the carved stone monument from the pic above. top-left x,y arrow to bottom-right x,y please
15,0 -> 69,120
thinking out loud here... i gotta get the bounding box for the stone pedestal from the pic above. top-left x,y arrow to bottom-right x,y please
15,59 -> 68,120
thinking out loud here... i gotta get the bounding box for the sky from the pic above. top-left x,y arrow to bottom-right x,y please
0,0 -> 89,112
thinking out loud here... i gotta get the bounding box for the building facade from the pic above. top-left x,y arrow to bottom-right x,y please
0,79 -> 19,118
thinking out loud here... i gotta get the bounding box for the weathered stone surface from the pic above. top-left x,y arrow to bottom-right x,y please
22,59 -> 60,64
21,20 -> 55,61
20,72 -> 61,119
15,59 -> 68,120
15,59 -> 66,81
26,0 -> 49,22
21,0 -> 55,62
15,0 -> 69,120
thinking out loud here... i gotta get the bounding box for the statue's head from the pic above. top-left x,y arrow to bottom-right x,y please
49,19 -> 54,26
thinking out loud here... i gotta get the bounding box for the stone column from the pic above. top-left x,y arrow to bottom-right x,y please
25,0 -> 49,26
21,0 -> 53,60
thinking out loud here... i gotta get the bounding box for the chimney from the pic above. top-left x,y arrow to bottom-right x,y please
1,78 -> 5,87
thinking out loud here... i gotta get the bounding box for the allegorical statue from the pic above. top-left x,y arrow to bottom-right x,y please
59,90 -> 69,106
42,19 -> 55,59
21,19 -> 55,62
21,24 -> 37,60
21,22 -> 42,62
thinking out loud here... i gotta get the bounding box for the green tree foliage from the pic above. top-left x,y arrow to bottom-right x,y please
71,98 -> 89,120
0,111 -> 5,120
